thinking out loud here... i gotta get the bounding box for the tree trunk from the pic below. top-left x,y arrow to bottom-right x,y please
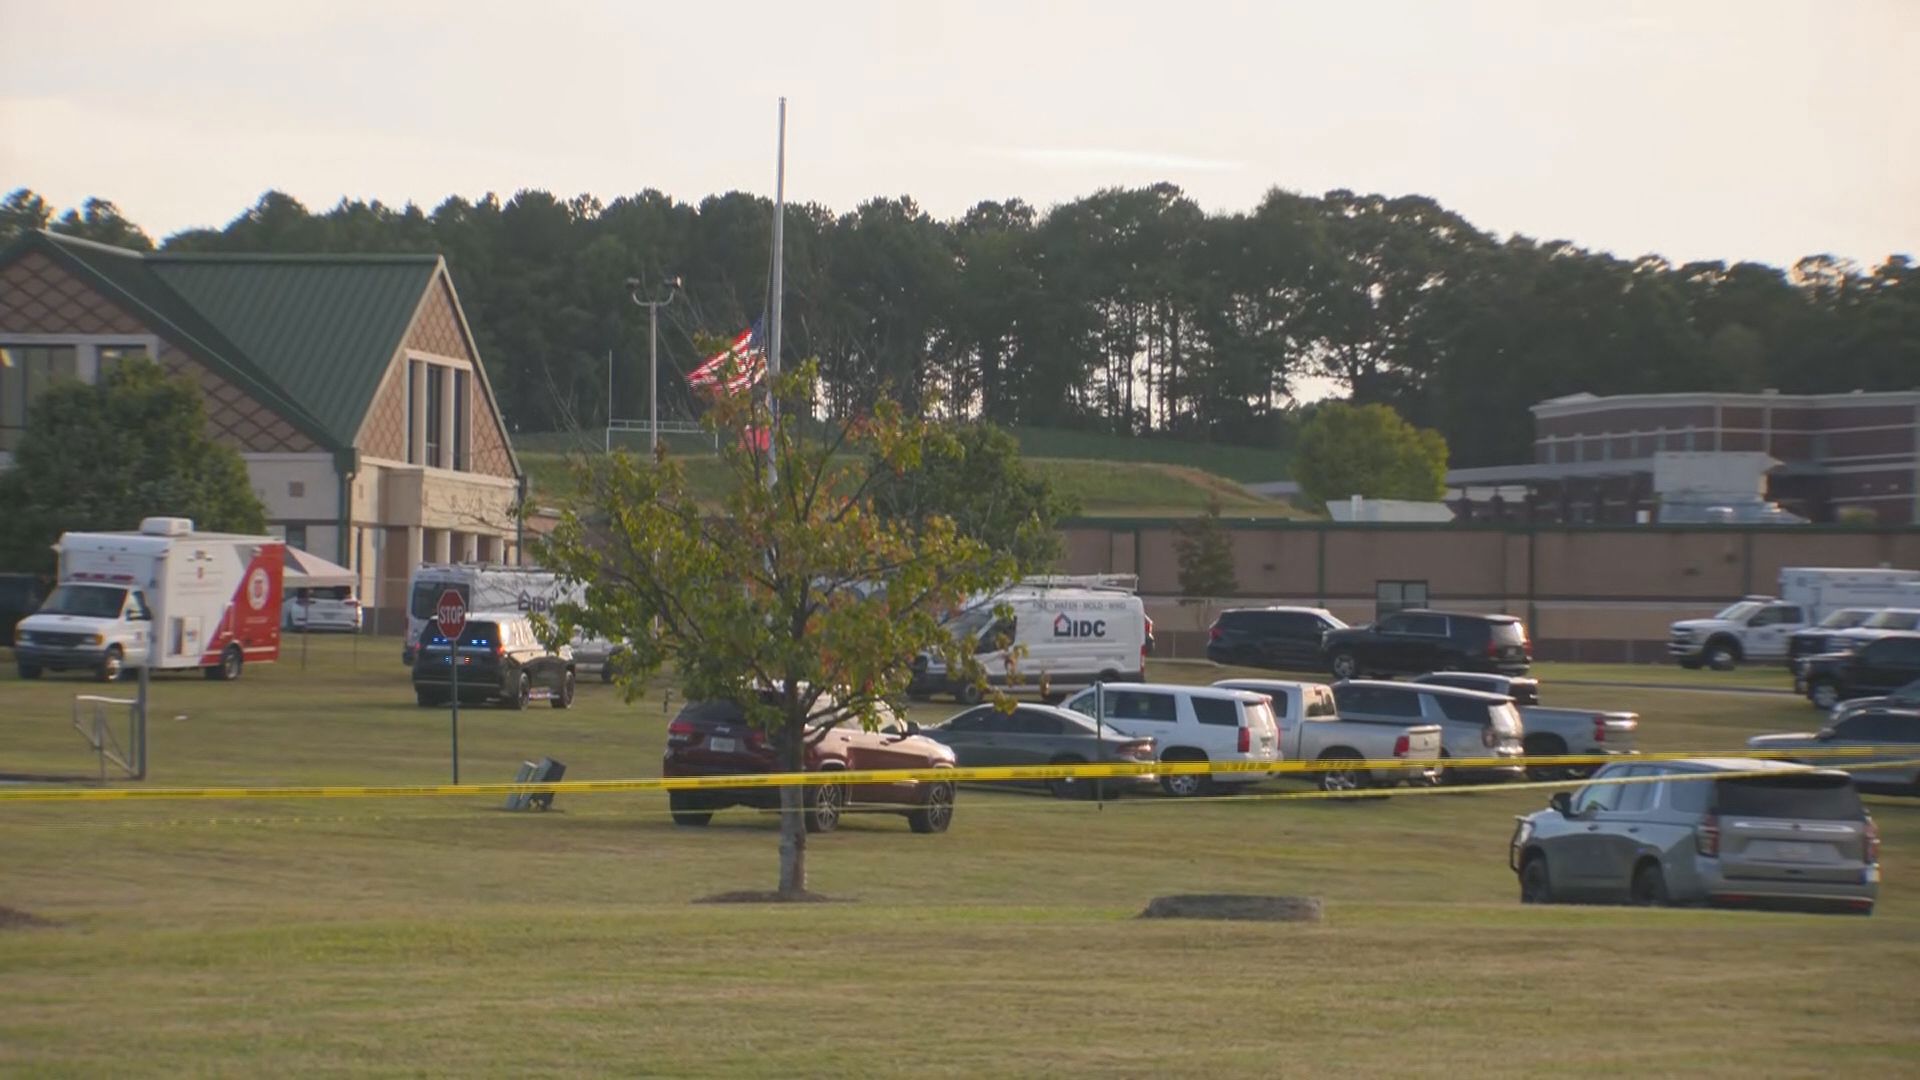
777,717 -> 807,896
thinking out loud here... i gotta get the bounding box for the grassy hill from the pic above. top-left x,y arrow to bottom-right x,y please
520,450 -> 1308,520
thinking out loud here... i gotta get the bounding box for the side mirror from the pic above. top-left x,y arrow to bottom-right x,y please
1549,792 -> 1573,816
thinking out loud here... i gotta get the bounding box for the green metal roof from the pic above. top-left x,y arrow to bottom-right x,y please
7,232 -> 452,453
150,254 -> 438,447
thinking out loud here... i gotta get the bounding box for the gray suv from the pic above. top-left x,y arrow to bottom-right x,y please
1510,759 -> 1880,914
1332,680 -> 1525,782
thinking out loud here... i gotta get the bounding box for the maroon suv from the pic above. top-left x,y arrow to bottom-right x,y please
663,696 -> 958,833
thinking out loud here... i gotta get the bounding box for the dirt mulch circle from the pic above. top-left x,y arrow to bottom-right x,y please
694,890 -> 843,904
0,905 -> 56,930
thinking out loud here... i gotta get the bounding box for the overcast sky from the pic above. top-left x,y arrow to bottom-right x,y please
1,0 -> 1914,268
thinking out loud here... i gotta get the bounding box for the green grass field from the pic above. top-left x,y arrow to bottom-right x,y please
2,641 -> 1915,1076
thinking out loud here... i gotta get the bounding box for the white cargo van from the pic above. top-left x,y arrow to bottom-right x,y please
401,564 -> 617,671
910,579 -> 1148,703
14,517 -> 284,682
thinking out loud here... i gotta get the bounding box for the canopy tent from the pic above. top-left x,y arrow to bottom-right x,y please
282,545 -> 355,591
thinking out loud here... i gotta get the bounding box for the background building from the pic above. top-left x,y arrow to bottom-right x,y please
1447,390 -> 1920,524
0,231 -> 527,628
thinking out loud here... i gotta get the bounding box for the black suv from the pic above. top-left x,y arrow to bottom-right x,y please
1321,609 -> 1531,679
1206,606 -> 1346,671
1788,608 -> 1877,665
1798,632 -> 1920,710
412,613 -> 577,709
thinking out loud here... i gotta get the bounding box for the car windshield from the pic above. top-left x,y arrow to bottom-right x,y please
1818,609 -> 1873,629
1862,610 -> 1920,630
1714,601 -> 1763,621
40,584 -> 127,618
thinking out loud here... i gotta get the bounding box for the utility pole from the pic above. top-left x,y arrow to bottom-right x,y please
625,277 -> 681,452
767,96 -> 786,490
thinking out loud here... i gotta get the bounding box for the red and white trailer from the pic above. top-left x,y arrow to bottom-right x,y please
14,516 -> 284,681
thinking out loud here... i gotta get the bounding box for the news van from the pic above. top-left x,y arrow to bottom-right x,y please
13,516 -> 284,682
401,563 -> 618,672
910,575 -> 1149,704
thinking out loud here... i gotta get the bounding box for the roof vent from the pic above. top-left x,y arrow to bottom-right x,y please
139,517 -> 194,536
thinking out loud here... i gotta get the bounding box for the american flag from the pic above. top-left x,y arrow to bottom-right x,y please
686,319 -> 767,395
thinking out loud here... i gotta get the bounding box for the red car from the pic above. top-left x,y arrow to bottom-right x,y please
663,695 -> 957,834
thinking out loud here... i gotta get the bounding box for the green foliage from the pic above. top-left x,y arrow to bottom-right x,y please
871,422 -> 1076,575
1173,500 -> 1239,598
532,363 -> 1019,893
0,358 -> 267,575
1293,403 -> 1449,510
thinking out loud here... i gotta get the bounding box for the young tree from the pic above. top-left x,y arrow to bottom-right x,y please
871,421 -> 1078,576
0,358 -> 266,575
534,362 -> 1018,897
1174,499 -> 1238,598
1292,402 -> 1449,511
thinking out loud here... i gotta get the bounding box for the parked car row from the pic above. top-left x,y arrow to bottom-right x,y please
1795,632 -> 1920,709
1207,606 -> 1533,681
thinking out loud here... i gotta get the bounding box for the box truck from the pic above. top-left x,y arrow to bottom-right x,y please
14,516 -> 284,681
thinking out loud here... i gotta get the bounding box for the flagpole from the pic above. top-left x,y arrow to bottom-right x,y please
767,96 -> 786,491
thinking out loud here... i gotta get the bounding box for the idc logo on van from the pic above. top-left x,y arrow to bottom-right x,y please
1053,613 -> 1107,639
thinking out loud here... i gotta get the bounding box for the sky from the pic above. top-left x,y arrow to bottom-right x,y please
1,0 -> 1915,269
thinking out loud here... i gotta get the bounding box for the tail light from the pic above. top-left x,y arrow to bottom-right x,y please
1481,726 -> 1497,748
747,730 -> 768,750
1209,625 -> 1223,642
1237,725 -> 1251,753
1393,734 -> 1410,757
1125,739 -> 1155,762
1696,814 -> 1720,857
1486,640 -> 1499,658
1592,715 -> 1607,744
667,719 -> 695,745
1865,817 -> 1880,863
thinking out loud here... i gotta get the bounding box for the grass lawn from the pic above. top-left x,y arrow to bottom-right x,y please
1,640 -> 1914,1076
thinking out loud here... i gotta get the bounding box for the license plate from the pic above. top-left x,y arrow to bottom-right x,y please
1759,841 -> 1815,860
708,737 -> 738,753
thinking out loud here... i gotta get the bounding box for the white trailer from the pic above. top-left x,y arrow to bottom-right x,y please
14,516 -> 284,682
400,564 -> 613,669
1778,567 -> 1920,615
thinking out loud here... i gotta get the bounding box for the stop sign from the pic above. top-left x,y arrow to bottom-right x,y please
434,589 -> 467,640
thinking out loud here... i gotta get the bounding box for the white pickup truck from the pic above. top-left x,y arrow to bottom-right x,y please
1410,672 -> 1639,780
1666,597 -> 1808,670
1213,679 -> 1441,792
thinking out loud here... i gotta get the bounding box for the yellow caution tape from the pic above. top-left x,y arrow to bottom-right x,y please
0,747 -> 1914,804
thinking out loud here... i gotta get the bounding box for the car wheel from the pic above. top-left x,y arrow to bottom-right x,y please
17,662 -> 42,679
668,791 -> 713,827
908,776 -> 955,833
508,673 -> 531,711
1704,640 -> 1739,671
1159,756 -> 1212,798
550,670 -> 576,710
98,645 -> 125,683
804,777 -> 844,834
955,683 -> 983,706
220,645 -> 243,681
1630,861 -> 1670,907
1047,756 -> 1088,799
1524,735 -> 1569,782
1329,651 -> 1359,681
1317,749 -> 1367,793
1520,855 -> 1554,904
600,662 -> 615,684
1808,680 -> 1841,711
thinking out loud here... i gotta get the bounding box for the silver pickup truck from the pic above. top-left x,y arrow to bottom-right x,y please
1214,679 -> 1441,792
1411,672 -> 1639,780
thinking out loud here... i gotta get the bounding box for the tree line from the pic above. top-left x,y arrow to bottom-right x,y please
4,184 -> 1915,468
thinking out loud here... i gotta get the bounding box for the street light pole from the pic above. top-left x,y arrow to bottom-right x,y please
624,277 -> 681,453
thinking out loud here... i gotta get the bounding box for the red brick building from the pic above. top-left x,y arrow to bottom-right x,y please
1448,390 -> 1920,524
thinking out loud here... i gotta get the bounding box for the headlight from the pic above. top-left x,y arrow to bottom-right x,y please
16,630 -> 31,643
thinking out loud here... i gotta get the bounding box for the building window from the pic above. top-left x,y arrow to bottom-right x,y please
0,344 -> 79,451
406,360 -> 421,465
453,369 -> 470,471
1376,580 -> 1430,616
284,524 -> 308,551
425,364 -> 445,468
97,345 -> 150,379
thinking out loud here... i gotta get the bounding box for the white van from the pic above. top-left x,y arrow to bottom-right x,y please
909,582 -> 1148,703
